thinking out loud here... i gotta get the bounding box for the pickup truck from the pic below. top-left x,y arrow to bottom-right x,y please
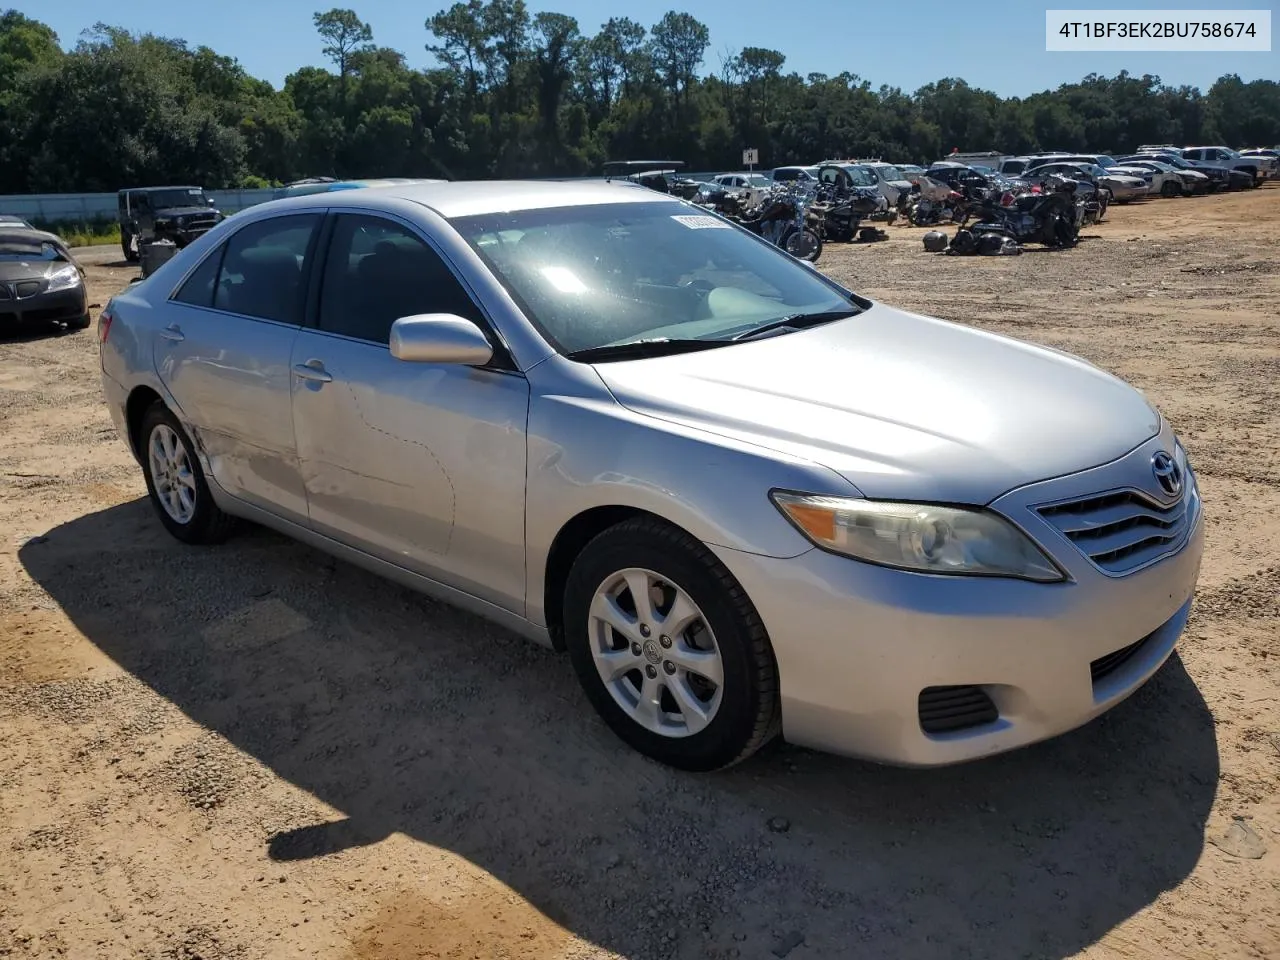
1181,146 -> 1276,186
1238,149 -> 1280,180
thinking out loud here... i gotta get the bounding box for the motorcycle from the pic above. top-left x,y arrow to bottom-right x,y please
957,174 -> 1080,249
730,183 -> 824,262
810,182 -> 882,242
905,175 -> 966,226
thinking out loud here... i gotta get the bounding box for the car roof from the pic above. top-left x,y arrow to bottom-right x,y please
121,186 -> 203,193
248,179 -> 679,220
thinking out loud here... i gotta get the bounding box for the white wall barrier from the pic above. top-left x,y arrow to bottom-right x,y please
0,188 -> 282,222
0,175 -> 726,224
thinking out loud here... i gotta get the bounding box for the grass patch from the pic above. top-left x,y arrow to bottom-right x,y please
29,217 -> 122,248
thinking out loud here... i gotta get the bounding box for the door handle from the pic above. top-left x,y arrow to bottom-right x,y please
159,324 -> 185,342
292,361 -> 333,383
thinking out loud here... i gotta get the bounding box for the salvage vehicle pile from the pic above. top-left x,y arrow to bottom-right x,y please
674,143 -> 1277,259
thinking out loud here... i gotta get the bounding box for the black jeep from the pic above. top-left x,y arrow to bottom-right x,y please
117,186 -> 224,262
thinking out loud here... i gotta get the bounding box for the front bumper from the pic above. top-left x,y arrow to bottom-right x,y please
1107,182 -> 1149,200
0,284 -> 87,326
712,432 -> 1204,766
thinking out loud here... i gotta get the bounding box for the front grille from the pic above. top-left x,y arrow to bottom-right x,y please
14,280 -> 41,298
1037,488 -> 1193,576
1091,634 -> 1152,684
919,685 -> 999,734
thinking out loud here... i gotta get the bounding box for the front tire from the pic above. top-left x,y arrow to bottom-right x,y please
139,403 -> 236,545
784,226 -> 823,263
563,517 -> 780,771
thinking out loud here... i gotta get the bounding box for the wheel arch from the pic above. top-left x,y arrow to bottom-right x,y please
125,384 -> 165,462
542,505 -> 688,651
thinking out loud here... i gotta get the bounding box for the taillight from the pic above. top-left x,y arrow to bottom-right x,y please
98,304 -> 114,343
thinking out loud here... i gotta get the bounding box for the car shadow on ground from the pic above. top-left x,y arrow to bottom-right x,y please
0,324 -> 87,343
21,499 -> 1220,960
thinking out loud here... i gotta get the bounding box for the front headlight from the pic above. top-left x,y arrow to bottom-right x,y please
46,264 -> 82,292
771,491 -> 1064,582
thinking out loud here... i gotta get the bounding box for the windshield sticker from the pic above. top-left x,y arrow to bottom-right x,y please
671,214 -> 731,230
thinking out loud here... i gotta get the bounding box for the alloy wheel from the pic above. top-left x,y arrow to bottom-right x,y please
148,423 -> 197,524
587,567 -> 724,738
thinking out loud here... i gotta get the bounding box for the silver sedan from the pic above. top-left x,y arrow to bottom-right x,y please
98,181 -> 1204,770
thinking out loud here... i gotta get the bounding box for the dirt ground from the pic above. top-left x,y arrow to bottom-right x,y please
2,188 -> 1278,960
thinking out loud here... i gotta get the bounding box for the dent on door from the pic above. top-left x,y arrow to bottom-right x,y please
153,312 -> 309,521
290,338 -> 529,608
308,366 -> 459,555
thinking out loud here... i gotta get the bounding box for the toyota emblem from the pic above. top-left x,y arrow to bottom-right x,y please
1151,451 -> 1183,498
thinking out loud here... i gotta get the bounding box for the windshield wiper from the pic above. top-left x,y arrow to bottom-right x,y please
731,309 -> 861,342
565,338 -> 728,363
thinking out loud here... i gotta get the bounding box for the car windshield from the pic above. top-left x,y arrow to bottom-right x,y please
876,165 -> 905,180
1095,155 -> 1118,168
843,166 -> 878,187
0,241 -> 63,260
746,174 -> 770,187
452,201 -> 855,356
146,188 -> 210,208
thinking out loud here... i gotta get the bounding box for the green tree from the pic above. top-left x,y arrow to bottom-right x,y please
313,8 -> 373,80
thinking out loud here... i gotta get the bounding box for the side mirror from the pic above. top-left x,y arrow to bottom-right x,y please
208,198 -> 216,207
389,314 -> 494,366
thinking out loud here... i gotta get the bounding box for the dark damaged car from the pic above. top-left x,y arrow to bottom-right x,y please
0,228 -> 90,332
118,186 -> 225,262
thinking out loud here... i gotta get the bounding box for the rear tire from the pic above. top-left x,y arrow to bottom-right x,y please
139,403 -> 237,545
563,517 -> 780,771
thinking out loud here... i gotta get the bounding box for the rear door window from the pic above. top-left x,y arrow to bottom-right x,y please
172,246 -> 227,308
211,214 -> 320,324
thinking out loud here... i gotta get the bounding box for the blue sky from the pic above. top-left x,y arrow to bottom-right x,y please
11,0 -> 1277,97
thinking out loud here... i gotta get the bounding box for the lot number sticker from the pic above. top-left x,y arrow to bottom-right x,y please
671,215 -> 732,230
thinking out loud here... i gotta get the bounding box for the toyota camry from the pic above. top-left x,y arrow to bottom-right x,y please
98,180 -> 1203,770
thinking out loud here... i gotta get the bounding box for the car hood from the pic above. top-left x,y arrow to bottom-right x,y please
153,205 -> 219,217
0,259 -> 66,281
1184,161 -> 1228,174
594,303 -> 1160,504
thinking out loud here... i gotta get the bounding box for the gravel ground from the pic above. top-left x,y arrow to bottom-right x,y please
2,189 -> 1278,960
